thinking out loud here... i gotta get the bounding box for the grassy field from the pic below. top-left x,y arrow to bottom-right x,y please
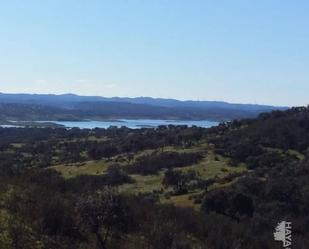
161,151 -> 247,208
51,144 -> 247,208
51,160 -> 110,179
179,151 -> 247,179
120,172 -> 164,193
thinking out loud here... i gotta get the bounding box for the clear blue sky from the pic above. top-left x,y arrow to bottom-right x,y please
0,0 -> 308,106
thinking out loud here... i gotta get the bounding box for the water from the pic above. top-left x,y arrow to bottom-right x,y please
46,119 -> 219,129
0,124 -> 23,128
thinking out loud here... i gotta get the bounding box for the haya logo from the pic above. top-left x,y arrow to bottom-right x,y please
274,221 -> 292,248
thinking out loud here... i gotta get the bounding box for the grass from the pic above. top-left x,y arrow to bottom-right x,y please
51,160 -> 110,179
120,171 -> 164,193
119,150 -> 247,207
10,143 -> 24,148
132,144 -> 206,161
264,147 -> 306,161
287,149 -> 305,161
68,136 -> 110,143
161,192 -> 201,209
159,151 -> 247,208
179,151 -> 247,180
51,144 -> 247,208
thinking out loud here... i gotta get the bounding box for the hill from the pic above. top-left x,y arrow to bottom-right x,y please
0,93 -> 286,122
0,107 -> 308,248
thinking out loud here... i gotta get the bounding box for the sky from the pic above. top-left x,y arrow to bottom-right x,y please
0,0 -> 308,106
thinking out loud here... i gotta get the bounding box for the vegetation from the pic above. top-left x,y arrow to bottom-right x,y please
1,107 -> 309,248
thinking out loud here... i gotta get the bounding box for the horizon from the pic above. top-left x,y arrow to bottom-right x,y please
0,1 -> 308,106
0,91 -> 291,107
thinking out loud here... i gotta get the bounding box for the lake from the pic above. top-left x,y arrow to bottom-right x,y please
45,119 -> 219,129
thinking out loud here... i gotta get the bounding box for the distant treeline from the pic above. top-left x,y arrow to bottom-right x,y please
0,125 -> 204,174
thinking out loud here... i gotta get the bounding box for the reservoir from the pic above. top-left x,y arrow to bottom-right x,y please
45,119 -> 219,129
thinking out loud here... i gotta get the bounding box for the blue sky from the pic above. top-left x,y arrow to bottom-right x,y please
0,0 -> 308,106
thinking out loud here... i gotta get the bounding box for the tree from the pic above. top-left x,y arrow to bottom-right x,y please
162,169 -> 189,194
75,188 -> 128,249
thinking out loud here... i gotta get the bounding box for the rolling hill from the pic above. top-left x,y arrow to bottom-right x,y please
0,93 -> 287,122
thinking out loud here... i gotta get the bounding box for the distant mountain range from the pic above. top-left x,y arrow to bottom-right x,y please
0,93 -> 288,123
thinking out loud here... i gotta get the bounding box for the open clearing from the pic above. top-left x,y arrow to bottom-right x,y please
52,145 -> 247,208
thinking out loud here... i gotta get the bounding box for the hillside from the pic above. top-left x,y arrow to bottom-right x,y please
0,107 -> 308,248
0,93 -> 286,122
